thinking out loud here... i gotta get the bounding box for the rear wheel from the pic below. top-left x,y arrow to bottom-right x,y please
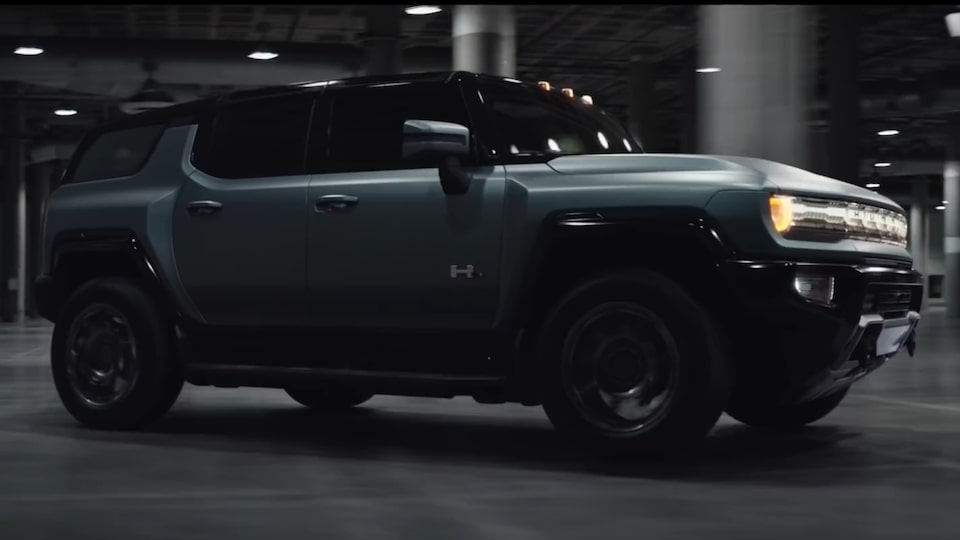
51,277 -> 184,430
285,385 -> 374,410
537,269 -> 731,456
725,387 -> 849,429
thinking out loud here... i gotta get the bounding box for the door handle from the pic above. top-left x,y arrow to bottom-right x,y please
315,194 -> 359,213
186,200 -> 223,216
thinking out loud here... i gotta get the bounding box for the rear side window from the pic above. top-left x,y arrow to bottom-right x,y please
194,96 -> 313,179
69,124 -> 165,183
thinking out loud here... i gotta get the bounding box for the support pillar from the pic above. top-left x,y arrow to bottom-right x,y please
945,125 -> 960,317
1,98 -> 26,323
698,5 -> 813,168
679,49 -> 698,154
364,5 -> 402,75
452,5 -> 515,77
910,178 -> 929,308
26,161 -> 54,318
826,5 -> 860,182
627,59 -> 657,152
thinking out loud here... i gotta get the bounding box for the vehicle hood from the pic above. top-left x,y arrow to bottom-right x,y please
546,154 -> 904,213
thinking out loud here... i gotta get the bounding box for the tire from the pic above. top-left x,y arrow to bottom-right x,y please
51,277 -> 184,430
725,387 -> 849,430
537,269 -> 731,456
285,385 -> 374,410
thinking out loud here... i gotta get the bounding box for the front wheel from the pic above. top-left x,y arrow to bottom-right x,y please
725,387 -> 849,429
537,269 -> 731,456
51,277 -> 184,430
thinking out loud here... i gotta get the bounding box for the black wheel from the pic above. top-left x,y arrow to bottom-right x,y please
537,269 -> 731,456
51,277 -> 184,430
725,387 -> 849,430
285,385 -> 374,410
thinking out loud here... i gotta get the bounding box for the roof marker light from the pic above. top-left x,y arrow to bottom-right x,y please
538,81 -> 551,91
561,88 -> 574,98
581,95 -> 593,105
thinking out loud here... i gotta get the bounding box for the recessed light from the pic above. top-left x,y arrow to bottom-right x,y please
866,183 -> 881,188
873,162 -> 892,168
14,46 -> 44,56
54,108 -> 78,117
405,5 -> 442,15
936,205 -> 946,211
248,51 -> 278,61
696,67 -> 721,73
877,129 -> 900,136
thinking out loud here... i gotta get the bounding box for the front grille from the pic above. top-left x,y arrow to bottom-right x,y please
862,283 -> 921,318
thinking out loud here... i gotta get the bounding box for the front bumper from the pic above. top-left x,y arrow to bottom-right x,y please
719,260 -> 922,403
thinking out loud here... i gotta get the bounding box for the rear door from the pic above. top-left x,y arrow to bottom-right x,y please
172,95 -> 314,326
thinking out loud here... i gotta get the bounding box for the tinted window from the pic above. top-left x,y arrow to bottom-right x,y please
197,97 -> 312,179
69,124 -> 165,183
478,82 -> 639,161
326,82 -> 471,173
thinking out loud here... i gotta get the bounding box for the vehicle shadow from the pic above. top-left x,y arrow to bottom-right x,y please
99,399 -> 897,485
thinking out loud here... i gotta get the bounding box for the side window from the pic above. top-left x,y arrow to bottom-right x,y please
325,83 -> 471,173
68,124 -> 165,183
195,96 -> 313,179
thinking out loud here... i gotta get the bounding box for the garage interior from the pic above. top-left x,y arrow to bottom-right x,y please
1,4 -> 959,539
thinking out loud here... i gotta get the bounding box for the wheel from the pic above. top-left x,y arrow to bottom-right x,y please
51,277 -> 184,430
725,387 -> 849,430
537,269 -> 731,456
285,385 -> 374,410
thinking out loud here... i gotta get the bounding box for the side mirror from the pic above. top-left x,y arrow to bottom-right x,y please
402,119 -> 470,160
402,119 -> 472,195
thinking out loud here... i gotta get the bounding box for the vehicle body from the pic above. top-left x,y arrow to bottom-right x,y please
36,71 -> 922,453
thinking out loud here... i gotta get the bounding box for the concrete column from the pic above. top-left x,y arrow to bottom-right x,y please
679,49 -> 698,154
1,98 -> 26,323
627,59 -> 657,152
910,178 -> 929,308
698,5 -> 813,168
826,5 -> 860,183
364,5 -> 402,75
26,162 -> 55,318
452,5 -> 516,77
945,126 -> 960,317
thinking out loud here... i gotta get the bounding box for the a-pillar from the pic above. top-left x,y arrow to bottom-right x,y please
945,125 -> 960,318
698,5 -> 813,168
1,97 -> 26,323
910,178 -> 929,308
452,5 -> 515,77
364,5 -> 402,75
627,59 -> 658,152
826,5 -> 860,183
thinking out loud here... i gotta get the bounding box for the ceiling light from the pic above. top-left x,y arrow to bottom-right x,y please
248,50 -> 278,61
944,200 -> 949,205
405,5 -> 442,15
877,129 -> 899,136
696,67 -> 721,73
874,162 -> 892,168
936,205 -> 947,211
865,182 -> 881,189
14,46 -> 44,56
54,108 -> 78,117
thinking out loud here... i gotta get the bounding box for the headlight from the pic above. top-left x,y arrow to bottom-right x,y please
768,194 -> 908,248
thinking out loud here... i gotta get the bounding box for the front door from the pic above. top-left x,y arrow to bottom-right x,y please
306,82 -> 505,330
172,95 -> 314,326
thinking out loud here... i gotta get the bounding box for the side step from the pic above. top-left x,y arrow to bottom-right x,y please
185,364 -> 508,399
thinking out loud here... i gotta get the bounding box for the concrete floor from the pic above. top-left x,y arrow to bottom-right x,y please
1,312 -> 959,540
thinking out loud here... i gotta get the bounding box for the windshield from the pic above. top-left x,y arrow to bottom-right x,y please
478,80 -> 641,160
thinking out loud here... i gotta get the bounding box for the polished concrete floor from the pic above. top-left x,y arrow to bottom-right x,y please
1,311 -> 959,540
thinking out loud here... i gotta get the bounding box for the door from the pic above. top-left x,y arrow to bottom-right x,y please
306,82 -> 505,330
172,95 -> 314,326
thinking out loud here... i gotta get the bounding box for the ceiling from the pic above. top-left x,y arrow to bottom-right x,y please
0,4 -> 956,201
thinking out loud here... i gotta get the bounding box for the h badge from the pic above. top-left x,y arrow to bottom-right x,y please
450,264 -> 481,279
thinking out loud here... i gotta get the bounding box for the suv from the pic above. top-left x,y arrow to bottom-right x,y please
36,72 -> 922,454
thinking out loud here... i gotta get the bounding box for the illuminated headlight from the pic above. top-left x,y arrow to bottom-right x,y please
768,194 -> 908,248
793,270 -> 836,305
